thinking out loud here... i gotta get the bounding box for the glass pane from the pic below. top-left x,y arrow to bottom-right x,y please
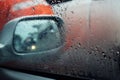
2,0 -> 120,80
13,20 -> 61,53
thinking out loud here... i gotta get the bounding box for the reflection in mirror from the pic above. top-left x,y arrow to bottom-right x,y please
13,20 -> 61,53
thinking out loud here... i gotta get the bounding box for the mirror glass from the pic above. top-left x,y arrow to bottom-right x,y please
13,19 -> 61,53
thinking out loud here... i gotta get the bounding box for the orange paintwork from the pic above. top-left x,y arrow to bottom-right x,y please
0,0 -> 72,50
0,0 -> 53,30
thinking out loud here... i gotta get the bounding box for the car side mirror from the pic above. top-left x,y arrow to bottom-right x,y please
0,15 -> 65,57
14,18 -> 64,53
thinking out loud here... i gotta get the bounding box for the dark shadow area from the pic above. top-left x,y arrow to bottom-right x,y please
0,68 -> 17,80
0,68 -> 54,80
0,67 -> 92,80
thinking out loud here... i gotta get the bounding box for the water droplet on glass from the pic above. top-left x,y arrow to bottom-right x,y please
102,53 -> 107,59
116,51 -> 120,55
71,11 -> 74,14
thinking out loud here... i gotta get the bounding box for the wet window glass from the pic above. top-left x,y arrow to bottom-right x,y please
1,0 -> 120,80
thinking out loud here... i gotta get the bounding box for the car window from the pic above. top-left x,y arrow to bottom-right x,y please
1,0 -> 120,80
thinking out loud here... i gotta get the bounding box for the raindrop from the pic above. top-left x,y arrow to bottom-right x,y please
102,53 -> 107,59
116,51 -> 120,55
75,47 -> 77,50
64,8 -> 67,11
89,51 -> 92,54
78,43 -> 81,47
113,59 -> 117,62
71,11 -> 74,14
32,7 -> 35,11
108,56 -> 111,60
70,46 -> 73,48
94,47 -> 98,51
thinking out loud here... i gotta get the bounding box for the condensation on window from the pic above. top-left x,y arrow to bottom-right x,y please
50,0 -> 120,80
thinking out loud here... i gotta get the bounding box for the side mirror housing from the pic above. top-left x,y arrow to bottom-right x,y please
0,15 -> 65,63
